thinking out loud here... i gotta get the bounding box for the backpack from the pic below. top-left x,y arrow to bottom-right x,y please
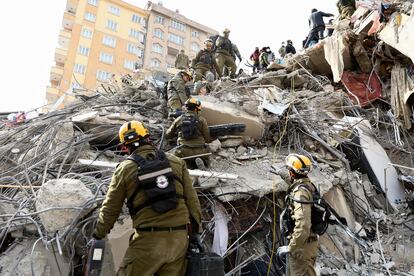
181,114 -> 199,139
126,150 -> 183,216
282,182 -> 331,236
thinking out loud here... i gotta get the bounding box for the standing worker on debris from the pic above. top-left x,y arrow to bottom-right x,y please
191,39 -> 219,94
259,47 -> 271,70
215,28 -> 238,78
337,0 -> 356,20
92,120 -> 202,276
278,42 -> 286,58
285,40 -> 296,55
277,154 -> 319,276
167,71 -> 193,118
250,47 -> 261,73
175,49 -> 190,70
304,8 -> 334,48
223,43 -> 243,77
166,98 -> 212,170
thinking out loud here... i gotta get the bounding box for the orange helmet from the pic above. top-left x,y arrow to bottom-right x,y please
285,154 -> 312,175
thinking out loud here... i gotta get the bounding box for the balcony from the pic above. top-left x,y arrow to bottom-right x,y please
50,66 -> 64,82
66,0 -> 78,14
54,48 -> 67,64
58,29 -> 71,49
62,12 -> 75,30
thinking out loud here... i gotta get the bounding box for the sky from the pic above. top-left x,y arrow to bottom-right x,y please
0,0 -> 337,113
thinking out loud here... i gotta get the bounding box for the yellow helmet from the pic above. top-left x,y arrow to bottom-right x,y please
223,28 -> 230,34
180,70 -> 193,80
119,121 -> 150,145
185,98 -> 201,111
285,154 -> 312,175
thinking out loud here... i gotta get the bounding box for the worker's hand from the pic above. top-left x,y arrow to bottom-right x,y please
238,56 -> 242,62
276,246 -> 289,258
189,233 -> 204,252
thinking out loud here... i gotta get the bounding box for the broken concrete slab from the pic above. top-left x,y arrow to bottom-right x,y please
379,10 -> 414,63
35,178 -> 94,233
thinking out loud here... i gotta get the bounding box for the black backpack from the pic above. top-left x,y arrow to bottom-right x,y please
181,114 -> 199,139
282,183 -> 330,236
126,150 -> 183,216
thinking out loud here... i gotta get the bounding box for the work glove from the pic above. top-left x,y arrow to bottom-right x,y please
276,246 -> 289,259
189,233 -> 204,252
238,56 -> 242,62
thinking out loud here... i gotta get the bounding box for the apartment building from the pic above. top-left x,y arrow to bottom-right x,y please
144,1 -> 218,72
46,0 -> 218,108
46,0 -> 148,107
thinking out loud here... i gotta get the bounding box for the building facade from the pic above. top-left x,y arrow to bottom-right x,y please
46,0 -> 218,108
143,1 -> 218,72
46,0 -> 148,107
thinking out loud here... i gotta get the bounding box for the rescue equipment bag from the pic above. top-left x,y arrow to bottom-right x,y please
126,150 -> 183,216
181,114 -> 199,139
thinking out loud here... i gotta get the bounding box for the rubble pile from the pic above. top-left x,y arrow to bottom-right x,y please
1,1 -> 414,275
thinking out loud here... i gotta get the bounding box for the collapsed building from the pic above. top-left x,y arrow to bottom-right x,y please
1,0 -> 414,275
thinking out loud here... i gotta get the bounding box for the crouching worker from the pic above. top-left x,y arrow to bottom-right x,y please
166,98 -> 212,169
92,120 -> 202,276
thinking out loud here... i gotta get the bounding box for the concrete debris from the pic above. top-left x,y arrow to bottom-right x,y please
2,3 -> 414,274
36,178 -> 94,233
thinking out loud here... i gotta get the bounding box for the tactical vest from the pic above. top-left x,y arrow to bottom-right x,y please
218,37 -> 233,53
181,114 -> 199,139
126,150 -> 183,216
198,50 -> 213,66
281,180 -> 330,237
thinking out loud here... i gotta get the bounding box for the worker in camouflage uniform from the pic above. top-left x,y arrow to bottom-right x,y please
167,71 -> 193,117
175,49 -> 189,70
277,154 -> 318,276
337,0 -> 356,20
93,120 -> 202,276
166,98 -> 212,169
215,28 -> 238,78
191,39 -> 219,94
223,43 -> 242,77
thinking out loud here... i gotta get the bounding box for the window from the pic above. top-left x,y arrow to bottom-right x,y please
191,43 -> 199,52
191,30 -> 198,38
132,14 -> 141,24
71,82 -> 83,89
155,15 -> 164,25
78,45 -> 90,56
153,28 -> 164,39
102,35 -> 116,47
150,59 -> 161,68
106,20 -> 118,31
87,0 -> 98,6
81,28 -> 93,38
96,70 -> 110,81
127,43 -> 143,57
124,60 -> 135,70
129,29 -> 144,43
168,33 -> 184,45
170,19 -> 185,31
84,12 -> 96,22
108,5 -> 120,16
152,43 -> 163,54
99,52 -> 113,64
73,64 -> 86,75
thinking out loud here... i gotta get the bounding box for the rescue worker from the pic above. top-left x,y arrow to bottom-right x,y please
259,47 -> 270,70
250,47 -> 261,73
277,154 -> 318,276
93,121 -> 202,276
167,71 -> 193,117
191,39 -> 219,94
337,0 -> 356,20
166,98 -> 212,169
278,42 -> 286,58
304,8 -> 334,48
215,28 -> 237,78
223,43 -> 243,77
285,40 -> 296,55
175,49 -> 189,70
